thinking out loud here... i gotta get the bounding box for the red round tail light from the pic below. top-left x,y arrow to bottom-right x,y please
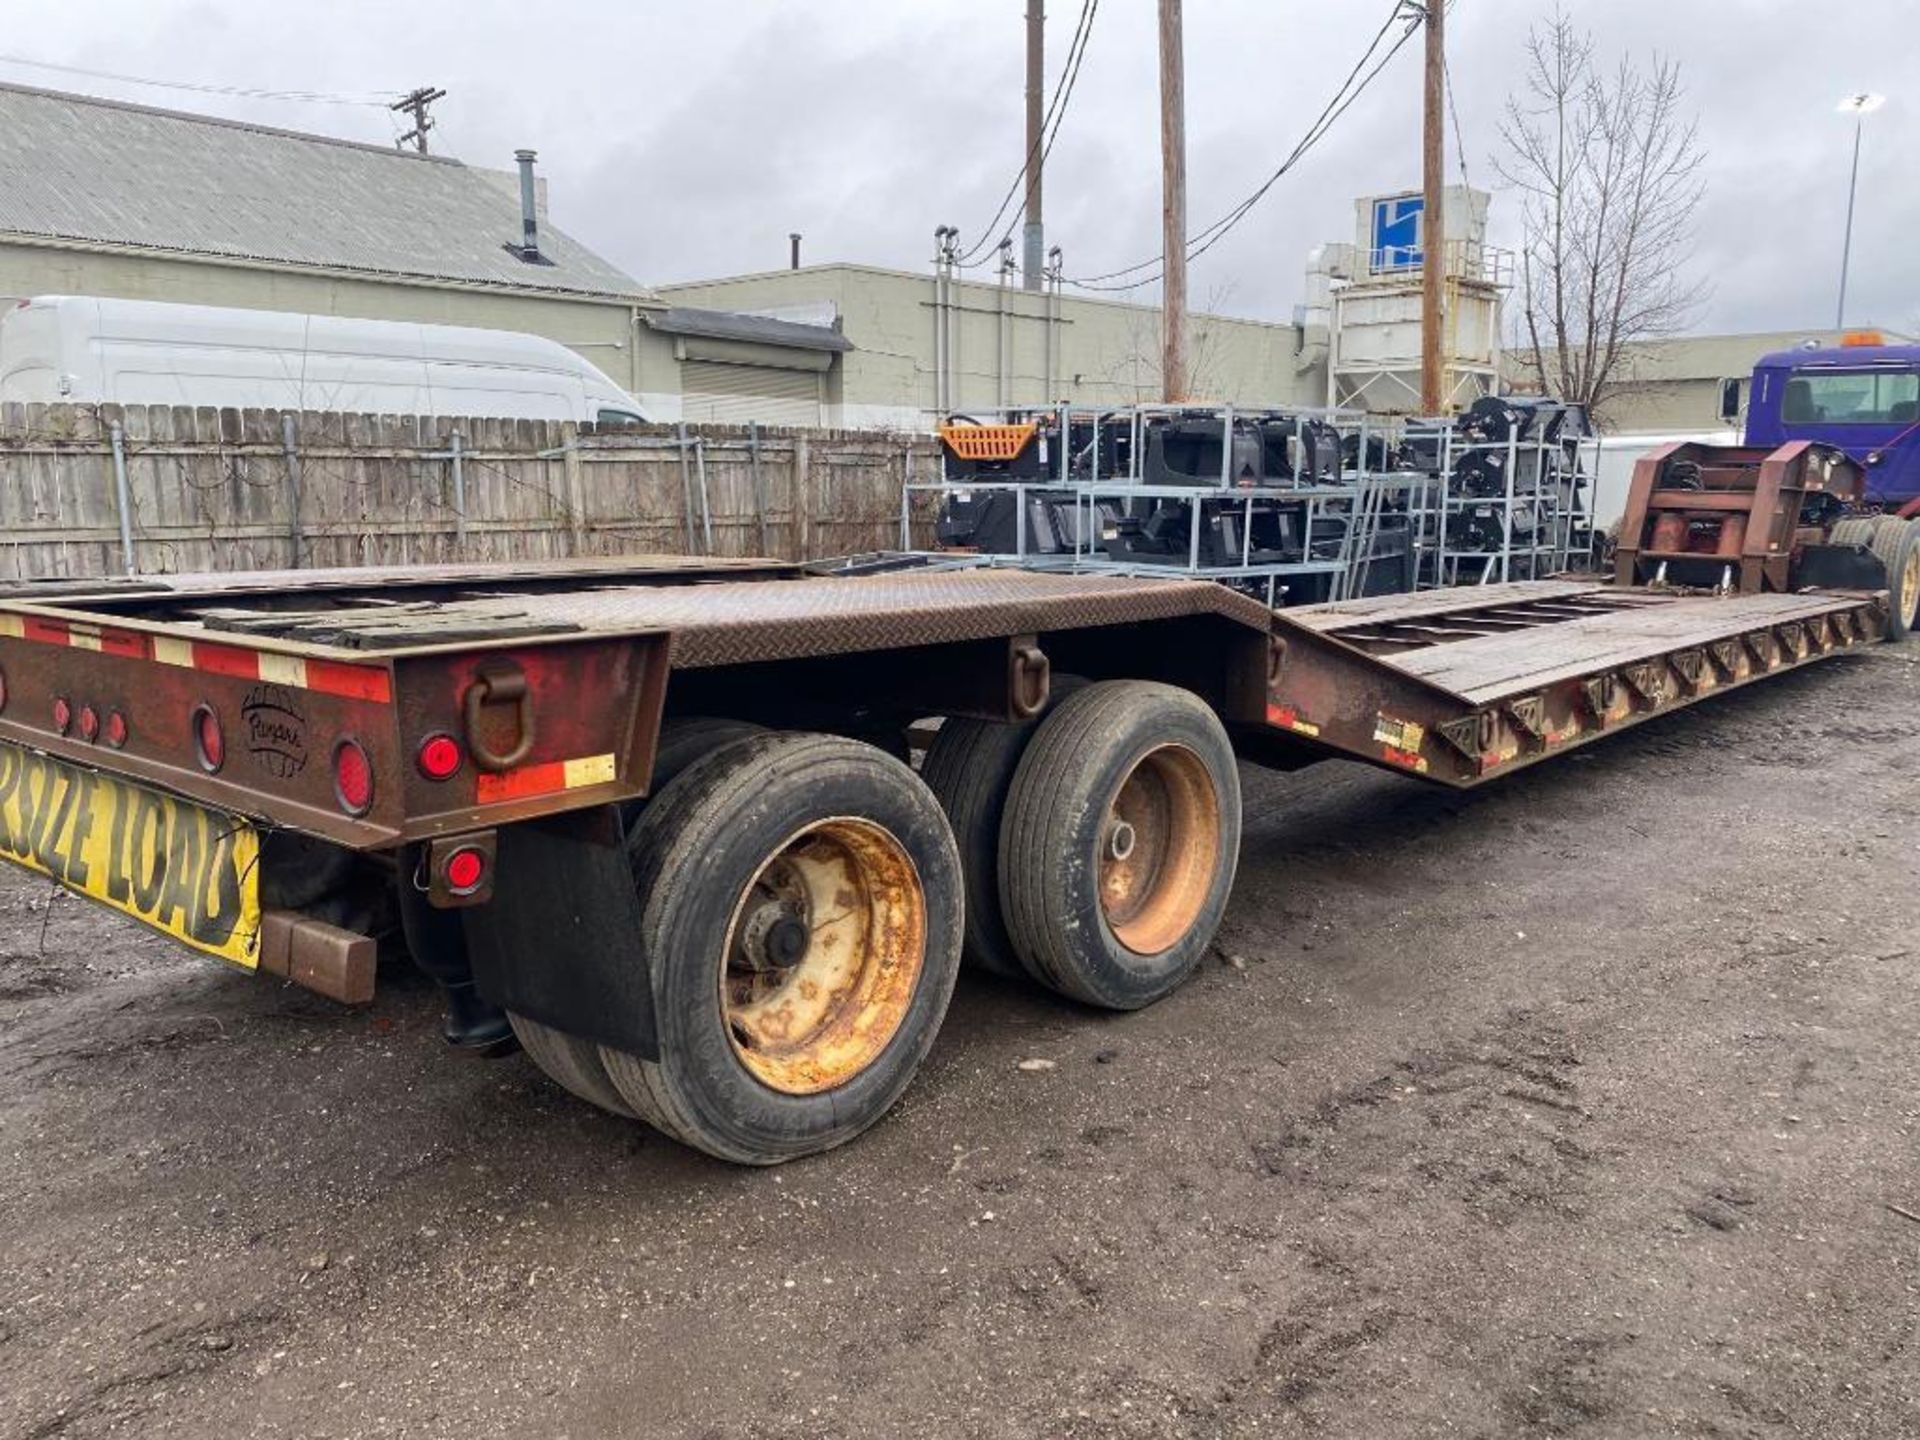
332,738 -> 375,816
52,696 -> 72,735
0,665 -> 9,713
103,710 -> 128,749
76,704 -> 99,742
444,845 -> 487,895
416,732 -> 463,781
193,704 -> 225,772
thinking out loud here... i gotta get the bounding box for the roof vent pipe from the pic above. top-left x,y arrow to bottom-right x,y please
790,232 -> 802,270
514,149 -> 542,261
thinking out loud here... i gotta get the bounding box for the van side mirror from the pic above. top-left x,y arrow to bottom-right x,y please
1717,377 -> 1742,424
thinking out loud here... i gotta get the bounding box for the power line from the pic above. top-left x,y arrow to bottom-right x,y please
1443,49 -> 1470,190
1062,0 -> 1420,293
956,0 -> 1100,267
1066,1 -> 1412,289
0,51 -> 398,107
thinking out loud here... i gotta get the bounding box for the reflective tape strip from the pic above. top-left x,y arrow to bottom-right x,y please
257,653 -> 309,688
475,753 -> 618,804
153,636 -> 196,668
1,611 -> 389,703
562,753 -> 617,788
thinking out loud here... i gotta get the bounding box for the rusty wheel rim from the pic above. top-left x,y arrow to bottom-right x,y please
720,818 -> 926,1095
1901,548 -> 1920,627
1098,744 -> 1220,956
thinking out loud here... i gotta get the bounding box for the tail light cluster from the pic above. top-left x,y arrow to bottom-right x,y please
49,692 -> 129,749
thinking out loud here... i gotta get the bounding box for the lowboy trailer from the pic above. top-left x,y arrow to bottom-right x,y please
0,538 -> 1903,1163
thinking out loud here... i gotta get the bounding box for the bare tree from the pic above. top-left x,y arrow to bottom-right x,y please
1496,11 -> 1707,423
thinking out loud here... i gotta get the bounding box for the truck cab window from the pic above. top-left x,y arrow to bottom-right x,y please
1788,370 -> 1920,425
596,407 -> 647,430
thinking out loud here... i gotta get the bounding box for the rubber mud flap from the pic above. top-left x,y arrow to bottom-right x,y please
463,805 -> 660,1060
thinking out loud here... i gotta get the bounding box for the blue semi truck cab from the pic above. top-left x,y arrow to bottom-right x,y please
1729,335 -> 1920,510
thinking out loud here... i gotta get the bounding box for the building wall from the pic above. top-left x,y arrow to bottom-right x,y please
1504,328 -> 1915,435
660,264 -> 1320,429
0,240 -> 685,417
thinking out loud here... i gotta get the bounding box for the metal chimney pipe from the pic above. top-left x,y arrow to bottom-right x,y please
790,232 -> 802,270
514,149 -> 540,259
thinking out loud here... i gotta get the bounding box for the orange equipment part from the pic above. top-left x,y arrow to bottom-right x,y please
1715,513 -> 1749,557
938,422 -> 1038,462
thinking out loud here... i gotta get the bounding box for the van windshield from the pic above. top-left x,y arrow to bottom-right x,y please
1782,369 -> 1920,426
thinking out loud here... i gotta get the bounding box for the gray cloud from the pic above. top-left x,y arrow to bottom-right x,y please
13,0 -> 1917,333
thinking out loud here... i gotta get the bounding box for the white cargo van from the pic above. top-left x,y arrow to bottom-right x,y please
0,295 -> 650,426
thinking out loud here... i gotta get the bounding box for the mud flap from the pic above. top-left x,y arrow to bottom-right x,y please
1793,543 -> 1889,592
462,805 -> 660,1060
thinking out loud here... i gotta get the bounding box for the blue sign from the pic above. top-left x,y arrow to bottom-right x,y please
1370,194 -> 1424,273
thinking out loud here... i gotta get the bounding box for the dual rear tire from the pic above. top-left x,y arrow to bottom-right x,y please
510,682 -> 1241,1164
1832,515 -> 1920,640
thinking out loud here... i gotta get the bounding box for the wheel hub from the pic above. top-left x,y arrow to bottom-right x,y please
1097,743 -> 1221,957
721,818 -> 927,1095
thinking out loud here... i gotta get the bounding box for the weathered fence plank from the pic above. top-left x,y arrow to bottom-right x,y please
0,405 -> 940,581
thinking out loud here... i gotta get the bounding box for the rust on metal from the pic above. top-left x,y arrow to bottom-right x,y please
1098,743 -> 1220,956
1268,580 -> 1886,789
1613,440 -> 1865,593
257,910 -> 376,1004
720,817 -> 927,1096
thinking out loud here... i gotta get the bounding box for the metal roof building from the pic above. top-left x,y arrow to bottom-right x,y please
0,82 -> 849,423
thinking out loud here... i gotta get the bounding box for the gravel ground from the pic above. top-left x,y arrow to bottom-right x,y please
1,643 -> 1917,1440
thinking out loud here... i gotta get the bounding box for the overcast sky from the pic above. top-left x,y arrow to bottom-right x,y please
9,1 -> 1916,335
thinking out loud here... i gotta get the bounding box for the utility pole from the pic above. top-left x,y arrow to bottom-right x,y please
392,86 -> 447,155
1834,92 -> 1884,329
1419,1 -> 1446,414
1022,0 -> 1046,291
1158,0 -> 1188,403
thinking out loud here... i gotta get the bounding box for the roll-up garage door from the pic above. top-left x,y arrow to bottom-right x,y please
681,361 -> 823,426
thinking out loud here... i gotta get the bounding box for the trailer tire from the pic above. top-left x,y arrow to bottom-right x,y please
1870,517 -> 1920,640
513,717 -> 766,1119
999,681 -> 1240,1010
509,1014 -> 638,1116
918,679 -> 1085,980
599,732 -> 963,1164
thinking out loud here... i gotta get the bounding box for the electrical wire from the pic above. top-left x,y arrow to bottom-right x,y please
1441,1 -> 1470,190
954,0 -> 1100,267
0,51 -> 399,106
1061,0 -> 1421,293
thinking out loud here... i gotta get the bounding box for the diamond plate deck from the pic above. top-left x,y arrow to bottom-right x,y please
25,566 -> 1275,668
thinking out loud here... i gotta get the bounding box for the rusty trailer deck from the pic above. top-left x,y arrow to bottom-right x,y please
1265,579 -> 1888,785
0,560 -> 1890,823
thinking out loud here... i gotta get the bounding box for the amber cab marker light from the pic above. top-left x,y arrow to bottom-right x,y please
333,738 -> 375,816
193,704 -> 225,773
416,732 -> 463,781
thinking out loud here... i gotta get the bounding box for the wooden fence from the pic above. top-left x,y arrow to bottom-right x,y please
0,403 -> 943,580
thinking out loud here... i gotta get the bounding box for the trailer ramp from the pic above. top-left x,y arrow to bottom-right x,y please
1265,580 -> 1888,785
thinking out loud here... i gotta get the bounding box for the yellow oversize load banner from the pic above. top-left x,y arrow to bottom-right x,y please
0,743 -> 261,966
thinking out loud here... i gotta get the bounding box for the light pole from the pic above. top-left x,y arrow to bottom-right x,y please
1835,91 -> 1885,330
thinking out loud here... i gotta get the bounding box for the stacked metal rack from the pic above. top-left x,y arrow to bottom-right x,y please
904,403 -> 1426,607
1401,398 -> 1600,589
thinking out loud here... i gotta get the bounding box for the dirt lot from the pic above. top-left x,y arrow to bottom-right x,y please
2,644 -> 1917,1440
